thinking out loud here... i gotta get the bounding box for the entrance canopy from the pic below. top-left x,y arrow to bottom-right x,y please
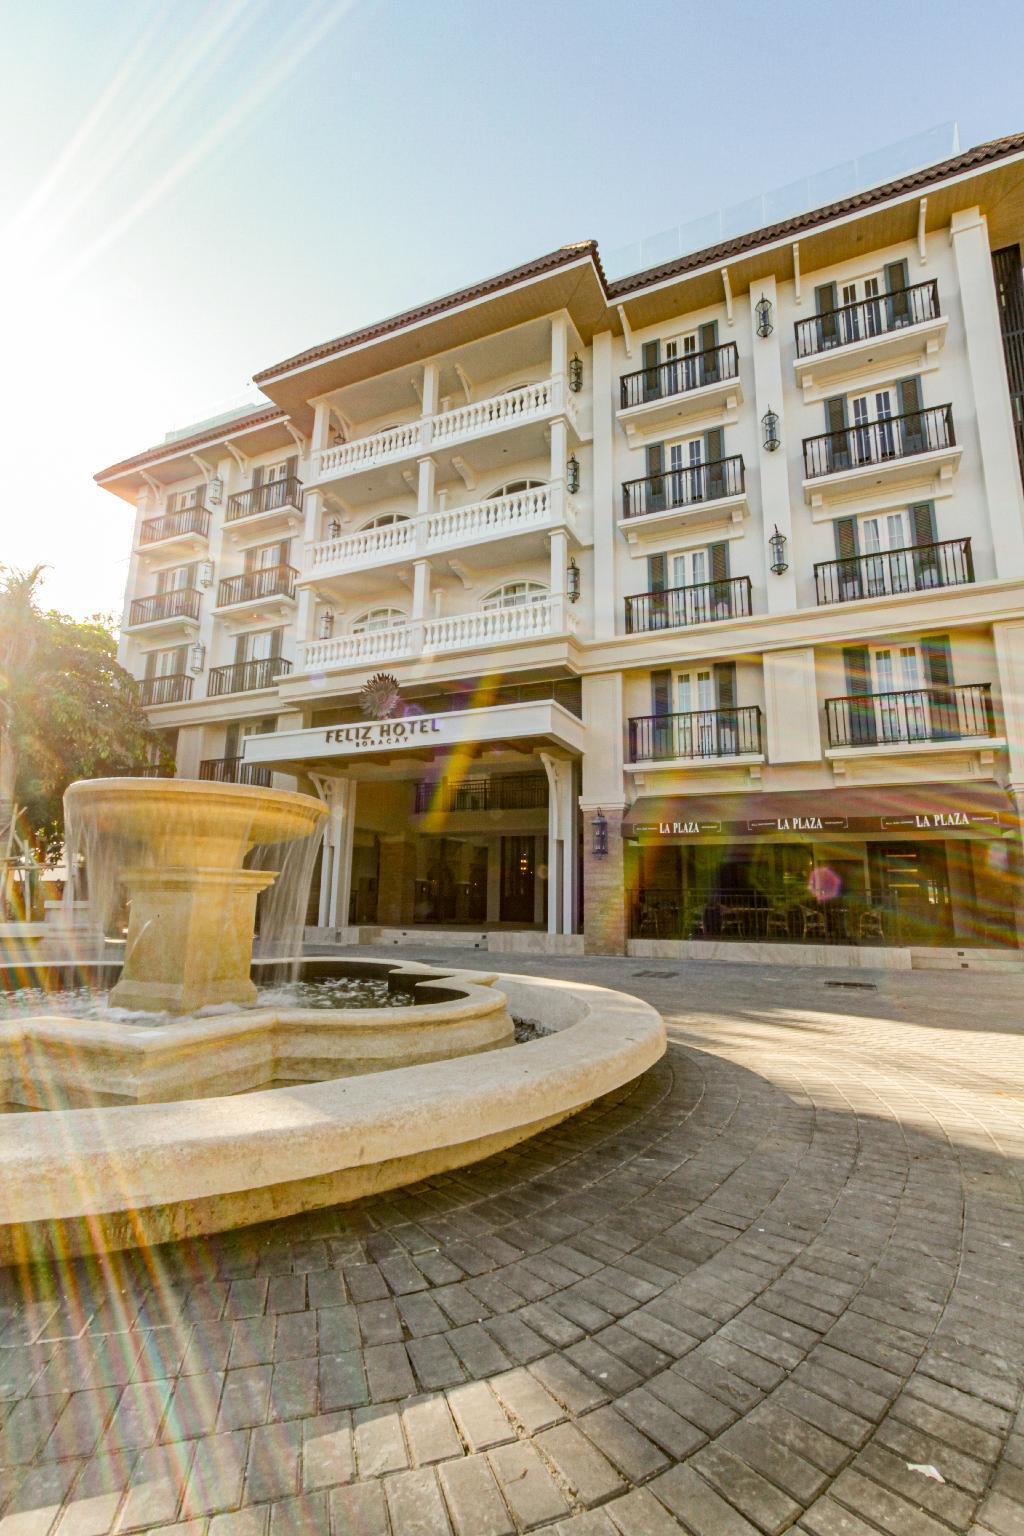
623,781 -> 1018,842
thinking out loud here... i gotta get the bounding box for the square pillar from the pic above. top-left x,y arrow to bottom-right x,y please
581,803 -> 630,954
377,834 -> 417,925
749,277 -> 798,613
412,559 -> 431,620
317,777 -> 356,927
540,752 -> 577,935
591,331 -> 616,640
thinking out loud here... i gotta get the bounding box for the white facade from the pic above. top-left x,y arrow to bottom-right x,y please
98,135 -> 1024,954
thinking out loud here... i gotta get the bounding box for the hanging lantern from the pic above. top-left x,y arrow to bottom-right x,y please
755,293 -> 774,338
761,408 -> 781,452
567,558 -> 581,603
328,517 -> 341,539
568,353 -> 584,392
591,809 -> 608,858
318,610 -> 335,640
189,642 -> 206,673
769,525 -> 789,575
566,454 -> 580,494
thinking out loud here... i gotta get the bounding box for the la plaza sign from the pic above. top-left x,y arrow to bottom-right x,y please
240,698 -> 587,771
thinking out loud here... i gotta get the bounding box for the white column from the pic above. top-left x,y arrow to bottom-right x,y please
550,312 -> 569,385
540,752 -> 576,935
421,362 -> 439,437
749,277 -> 797,613
412,558 -> 430,620
295,587 -> 316,667
416,455 -> 436,520
591,331 -> 616,640
762,648 -> 822,762
549,415 -> 568,485
951,208 -> 1024,579
318,777 -> 357,928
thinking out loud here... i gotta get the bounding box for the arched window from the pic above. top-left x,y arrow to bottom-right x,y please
359,512 -> 410,529
481,582 -> 548,611
351,607 -> 406,633
486,479 -> 546,499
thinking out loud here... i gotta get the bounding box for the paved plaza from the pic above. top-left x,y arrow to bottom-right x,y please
2,955 -> 1023,1535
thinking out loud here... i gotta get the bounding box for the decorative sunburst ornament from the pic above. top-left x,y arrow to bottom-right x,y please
360,673 -> 402,720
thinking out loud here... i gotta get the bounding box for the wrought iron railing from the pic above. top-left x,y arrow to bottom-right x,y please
413,773 -> 548,814
628,706 -> 763,761
128,589 -> 202,626
825,682 -> 994,748
803,405 -> 954,479
216,565 -> 298,606
625,575 -> 752,634
814,538 -> 973,606
207,657 -> 293,696
139,505 -> 211,545
619,342 -> 739,409
226,476 -> 303,522
795,280 -> 940,357
138,673 -> 193,707
621,455 -> 745,519
198,756 -> 273,786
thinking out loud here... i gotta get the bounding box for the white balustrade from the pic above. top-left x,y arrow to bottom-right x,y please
430,380 -> 554,447
309,519 -> 416,570
425,484 -> 553,548
423,596 -> 568,654
317,421 -> 423,478
303,624 -> 414,670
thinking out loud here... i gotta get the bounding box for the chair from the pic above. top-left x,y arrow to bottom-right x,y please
858,907 -> 886,944
765,904 -> 790,941
681,901 -> 706,939
720,906 -> 746,939
801,905 -> 828,942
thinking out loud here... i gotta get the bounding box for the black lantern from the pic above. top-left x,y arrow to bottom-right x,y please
755,293 -> 774,338
761,408 -> 781,452
328,517 -> 341,538
568,353 -> 583,392
567,558 -> 581,603
566,454 -> 580,494
591,809 -> 608,858
318,610 -> 335,639
769,526 -> 789,575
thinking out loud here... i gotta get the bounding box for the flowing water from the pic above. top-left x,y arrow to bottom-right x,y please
0,973 -> 411,1022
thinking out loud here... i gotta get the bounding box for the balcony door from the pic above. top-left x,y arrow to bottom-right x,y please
871,644 -> 928,742
674,669 -> 715,756
500,836 -> 536,924
861,511 -> 910,596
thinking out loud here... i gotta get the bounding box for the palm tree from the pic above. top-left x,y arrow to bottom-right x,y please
0,566 -> 47,916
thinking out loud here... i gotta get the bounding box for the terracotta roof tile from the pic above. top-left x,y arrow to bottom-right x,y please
94,406 -> 285,482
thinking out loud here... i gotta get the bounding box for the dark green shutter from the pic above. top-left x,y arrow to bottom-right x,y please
885,259 -> 911,325
922,634 -> 957,738
270,628 -> 283,659
225,723 -> 239,759
709,541 -> 729,580
909,501 -> 940,588
709,541 -> 730,616
824,396 -> 850,472
647,554 -> 668,628
714,661 -> 737,751
647,554 -> 666,592
645,442 -> 665,513
651,669 -> 672,715
897,376 -> 922,415
642,340 -> 661,402
155,569 -> 166,595
252,464 -> 264,487
833,517 -> 862,601
910,501 -> 937,545
815,281 -> 839,347
650,668 -> 673,757
699,321 -> 719,383
714,661 -> 736,709
704,428 -> 725,498
843,645 -> 875,744
834,517 -> 859,560
234,633 -> 247,666
898,377 -> 924,452
285,455 -> 297,481
172,644 -> 188,673
143,650 -> 157,679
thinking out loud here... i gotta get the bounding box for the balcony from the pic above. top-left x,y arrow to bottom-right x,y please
138,673 -> 193,707
300,595 -> 579,674
825,683 -> 996,752
628,706 -> 764,765
802,405 -> 960,506
413,773 -> 548,814
137,504 -> 211,553
312,378 -> 578,486
125,588 -> 202,633
224,476 -> 304,537
794,281 -> 947,395
618,344 -> 741,442
215,565 -> 298,616
625,576 -> 752,635
207,657 -> 293,697
198,756 -> 273,787
618,456 -> 747,542
306,485 -> 577,583
815,538 -> 974,607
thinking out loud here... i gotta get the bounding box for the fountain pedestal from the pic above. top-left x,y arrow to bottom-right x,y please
110,867 -> 277,1014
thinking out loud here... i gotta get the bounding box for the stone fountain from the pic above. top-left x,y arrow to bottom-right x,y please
64,778 -> 328,1013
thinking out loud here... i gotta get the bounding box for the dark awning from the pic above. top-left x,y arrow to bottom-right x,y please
622,781 -> 1018,842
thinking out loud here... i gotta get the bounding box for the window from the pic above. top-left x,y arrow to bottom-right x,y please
240,630 -> 281,663
359,512 -> 409,529
351,607 -> 406,633
486,479 -> 545,499
872,644 -> 927,740
481,582 -> 548,611
670,548 -> 708,590
155,564 -> 194,593
170,487 -> 200,512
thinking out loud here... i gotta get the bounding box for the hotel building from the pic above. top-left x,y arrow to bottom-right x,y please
97,132 -> 1024,959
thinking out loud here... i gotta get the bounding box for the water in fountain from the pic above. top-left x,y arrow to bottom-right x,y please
249,816 -> 326,969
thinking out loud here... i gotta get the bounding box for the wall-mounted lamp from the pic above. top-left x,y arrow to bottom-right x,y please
189,642 -> 206,673
318,610 -> 335,640
198,560 -> 215,588
769,526 -> 789,575
755,293 -> 774,338
591,809 -> 609,859
567,558 -> 581,603
568,353 -> 584,392
207,475 -> 224,505
566,454 -> 580,494
327,517 -> 341,539
761,408 -> 781,452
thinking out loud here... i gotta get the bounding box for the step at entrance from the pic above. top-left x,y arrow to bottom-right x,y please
910,948 -> 1024,972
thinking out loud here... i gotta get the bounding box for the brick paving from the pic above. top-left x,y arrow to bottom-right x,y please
2,954 -> 1023,1534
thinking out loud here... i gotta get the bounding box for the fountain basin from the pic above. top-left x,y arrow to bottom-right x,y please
0,972 -> 665,1262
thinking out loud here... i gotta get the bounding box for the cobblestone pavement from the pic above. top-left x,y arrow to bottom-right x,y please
2,954 -> 1024,1535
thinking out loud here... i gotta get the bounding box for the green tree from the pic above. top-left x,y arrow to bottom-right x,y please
0,565 -> 163,863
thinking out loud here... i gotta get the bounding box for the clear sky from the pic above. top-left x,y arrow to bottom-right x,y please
2,0 -> 1021,618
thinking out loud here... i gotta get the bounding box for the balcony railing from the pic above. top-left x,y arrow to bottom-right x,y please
825,683 -> 994,749
815,538 -> 974,606
139,505 -> 211,545
207,657 -> 293,697
216,565 -> 298,606
198,756 -> 273,787
625,576 -> 752,634
795,280 -> 940,358
302,596 -> 577,671
138,673 -> 193,707
619,343 -> 739,409
128,589 -> 202,627
803,405 -> 954,479
622,455 -> 745,520
413,773 -> 548,814
226,476 -> 303,523
629,706 -> 763,762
